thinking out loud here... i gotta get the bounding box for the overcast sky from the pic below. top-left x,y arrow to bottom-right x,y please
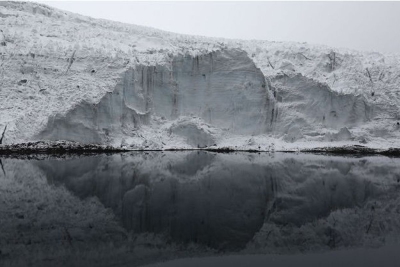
38,1 -> 400,54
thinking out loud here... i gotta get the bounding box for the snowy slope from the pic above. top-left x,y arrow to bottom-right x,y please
0,1 -> 399,150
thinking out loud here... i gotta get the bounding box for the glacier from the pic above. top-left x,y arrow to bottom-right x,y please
0,1 -> 400,151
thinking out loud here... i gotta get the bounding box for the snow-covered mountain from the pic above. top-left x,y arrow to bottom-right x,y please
1,1 -> 400,150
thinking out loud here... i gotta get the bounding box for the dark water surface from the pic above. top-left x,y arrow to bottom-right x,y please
1,152 -> 400,266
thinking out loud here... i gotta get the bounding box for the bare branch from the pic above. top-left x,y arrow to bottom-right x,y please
328,51 -> 336,71
65,50 -> 76,74
332,73 -> 337,86
366,216 -> 374,234
267,57 -> 275,69
0,125 -> 7,144
365,68 -> 373,84
298,52 -> 311,60
378,70 -> 385,81
0,159 -> 5,177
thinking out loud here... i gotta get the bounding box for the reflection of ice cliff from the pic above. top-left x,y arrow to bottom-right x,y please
33,152 -> 400,251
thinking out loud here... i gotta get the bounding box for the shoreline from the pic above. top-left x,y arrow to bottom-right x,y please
1,141 -> 400,157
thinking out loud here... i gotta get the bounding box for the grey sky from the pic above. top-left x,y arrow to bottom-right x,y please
39,1 -> 400,54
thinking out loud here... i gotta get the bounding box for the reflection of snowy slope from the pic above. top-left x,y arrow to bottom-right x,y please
0,157 -> 128,267
32,152 -> 400,252
0,2 -> 400,149
2,152 -> 400,265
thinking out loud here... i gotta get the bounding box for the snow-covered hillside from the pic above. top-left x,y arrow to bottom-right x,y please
1,1 -> 399,150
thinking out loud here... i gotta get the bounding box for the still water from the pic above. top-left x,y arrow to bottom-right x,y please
1,152 -> 400,266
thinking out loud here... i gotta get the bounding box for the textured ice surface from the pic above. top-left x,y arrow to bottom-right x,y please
36,49 -> 272,145
0,2 -> 400,149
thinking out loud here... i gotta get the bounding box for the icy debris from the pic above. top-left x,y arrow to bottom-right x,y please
302,145 -> 400,156
0,140 -> 127,154
170,120 -> 216,148
324,127 -> 353,142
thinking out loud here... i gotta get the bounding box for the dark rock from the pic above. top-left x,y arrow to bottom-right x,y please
17,79 -> 27,85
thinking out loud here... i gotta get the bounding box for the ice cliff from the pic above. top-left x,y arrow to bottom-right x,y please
38,49 -> 273,147
1,1 -> 400,150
